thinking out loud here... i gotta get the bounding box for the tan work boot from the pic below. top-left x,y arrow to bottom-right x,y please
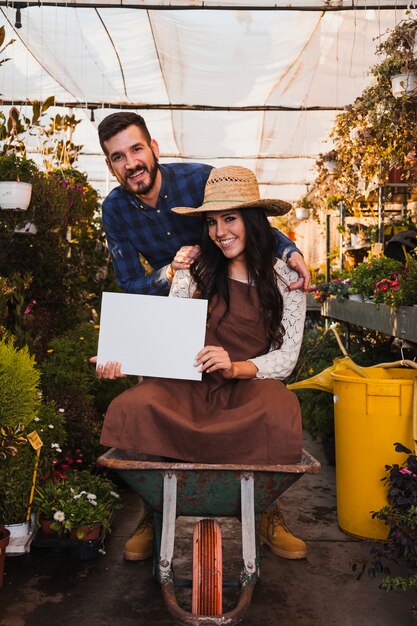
258,504 -> 307,560
123,511 -> 154,561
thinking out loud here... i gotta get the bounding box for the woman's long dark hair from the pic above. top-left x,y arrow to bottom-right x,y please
190,207 -> 285,348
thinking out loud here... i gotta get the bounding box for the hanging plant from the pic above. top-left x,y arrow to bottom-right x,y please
320,18 -> 417,211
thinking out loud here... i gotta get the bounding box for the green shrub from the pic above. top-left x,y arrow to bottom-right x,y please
0,336 -> 40,429
40,322 -> 134,463
0,439 -> 36,524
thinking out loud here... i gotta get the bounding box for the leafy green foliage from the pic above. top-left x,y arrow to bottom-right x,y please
348,256 -> 403,298
393,254 -> 417,307
35,469 -> 122,538
360,444 -> 417,610
0,176 -> 112,359
0,337 -> 40,429
289,321 -> 395,441
0,439 -> 36,524
40,322 -> 134,463
0,154 -> 39,182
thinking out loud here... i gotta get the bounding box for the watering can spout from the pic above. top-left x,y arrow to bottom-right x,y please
287,356 -> 369,394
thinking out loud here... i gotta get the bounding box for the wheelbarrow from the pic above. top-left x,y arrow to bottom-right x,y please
98,448 -> 320,626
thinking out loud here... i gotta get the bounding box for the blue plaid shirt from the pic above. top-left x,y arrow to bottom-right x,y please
102,162 -> 299,295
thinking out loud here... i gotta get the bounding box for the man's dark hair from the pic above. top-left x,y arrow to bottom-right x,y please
98,112 -> 152,155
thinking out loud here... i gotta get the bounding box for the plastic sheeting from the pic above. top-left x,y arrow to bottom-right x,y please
0,3 -> 411,201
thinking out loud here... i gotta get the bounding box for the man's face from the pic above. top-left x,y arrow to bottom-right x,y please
104,125 -> 160,197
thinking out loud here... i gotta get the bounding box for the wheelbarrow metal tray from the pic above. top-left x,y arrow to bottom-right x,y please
98,448 -> 320,517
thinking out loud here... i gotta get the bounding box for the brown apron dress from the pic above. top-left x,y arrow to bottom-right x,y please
100,279 -> 302,464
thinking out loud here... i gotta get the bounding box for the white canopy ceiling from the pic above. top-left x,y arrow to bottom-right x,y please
0,1 -> 412,201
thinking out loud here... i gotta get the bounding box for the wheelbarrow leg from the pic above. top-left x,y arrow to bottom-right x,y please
240,472 -> 257,580
158,472 -> 177,584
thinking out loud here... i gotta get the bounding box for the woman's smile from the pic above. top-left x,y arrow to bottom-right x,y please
206,211 -> 246,262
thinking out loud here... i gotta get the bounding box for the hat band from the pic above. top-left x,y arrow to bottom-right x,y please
202,198 -> 254,206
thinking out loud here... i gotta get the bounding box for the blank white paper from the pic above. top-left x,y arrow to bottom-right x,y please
96,292 -> 208,381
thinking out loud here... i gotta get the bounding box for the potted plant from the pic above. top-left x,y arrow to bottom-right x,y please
0,153 -> 39,211
0,336 -> 41,549
347,255 -> 404,301
321,149 -> 339,173
35,469 -> 122,540
310,278 -> 350,304
362,443 -> 417,619
373,253 -> 417,308
0,526 -> 10,588
294,196 -> 313,220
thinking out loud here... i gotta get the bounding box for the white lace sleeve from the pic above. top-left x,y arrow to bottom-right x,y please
249,260 -> 306,380
169,270 -> 197,298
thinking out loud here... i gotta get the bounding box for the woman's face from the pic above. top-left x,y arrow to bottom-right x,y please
205,210 -> 246,262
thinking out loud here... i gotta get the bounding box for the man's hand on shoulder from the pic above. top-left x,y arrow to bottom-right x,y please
286,251 -> 311,291
166,244 -> 201,283
172,245 -> 201,271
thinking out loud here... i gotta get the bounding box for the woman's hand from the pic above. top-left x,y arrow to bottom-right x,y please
89,356 -> 126,379
195,346 -> 259,380
195,345 -> 234,379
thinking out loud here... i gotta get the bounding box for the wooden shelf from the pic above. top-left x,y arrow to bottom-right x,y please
321,299 -> 417,344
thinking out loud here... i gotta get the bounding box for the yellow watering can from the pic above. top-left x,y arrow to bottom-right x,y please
287,326 -> 369,393
287,325 -> 417,393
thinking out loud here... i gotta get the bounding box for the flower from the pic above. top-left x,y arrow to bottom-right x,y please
54,510 -> 65,522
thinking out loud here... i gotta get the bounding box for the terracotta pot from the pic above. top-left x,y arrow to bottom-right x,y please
40,519 -> 59,535
69,522 -> 101,541
0,528 -> 10,588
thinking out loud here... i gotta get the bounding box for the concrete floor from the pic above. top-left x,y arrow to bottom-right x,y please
1,434 -> 416,626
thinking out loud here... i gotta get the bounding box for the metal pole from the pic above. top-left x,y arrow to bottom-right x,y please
326,213 -> 331,282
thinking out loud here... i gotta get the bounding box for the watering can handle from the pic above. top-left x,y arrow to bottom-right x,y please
370,360 -> 417,370
325,324 -> 348,357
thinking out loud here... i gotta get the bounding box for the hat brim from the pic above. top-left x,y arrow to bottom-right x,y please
172,198 -> 292,217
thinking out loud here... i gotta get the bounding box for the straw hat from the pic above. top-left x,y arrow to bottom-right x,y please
172,166 -> 292,216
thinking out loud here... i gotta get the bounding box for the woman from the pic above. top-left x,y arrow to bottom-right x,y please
98,166 -> 307,560
99,166 -> 306,465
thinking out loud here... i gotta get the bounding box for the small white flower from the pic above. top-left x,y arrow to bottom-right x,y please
58,408 -> 65,413
53,511 -> 65,522
87,493 -> 97,501
90,500 -> 98,507
34,417 -> 40,422
73,491 -> 86,500
98,548 -> 106,555
110,491 -> 120,499
48,424 -> 54,429
51,443 -> 58,448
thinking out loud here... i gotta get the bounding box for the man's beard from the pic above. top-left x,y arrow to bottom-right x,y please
124,150 -> 159,197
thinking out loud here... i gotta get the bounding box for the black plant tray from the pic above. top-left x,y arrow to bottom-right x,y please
32,528 -> 103,560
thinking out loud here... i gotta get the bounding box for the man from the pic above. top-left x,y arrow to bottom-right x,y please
98,112 -> 310,562
98,112 -> 310,296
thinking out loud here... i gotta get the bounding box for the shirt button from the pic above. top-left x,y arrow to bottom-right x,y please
157,209 -> 160,213
164,195 -> 167,199
167,231 -> 171,236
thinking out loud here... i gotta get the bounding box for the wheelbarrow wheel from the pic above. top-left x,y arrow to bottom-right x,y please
192,518 -> 223,616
